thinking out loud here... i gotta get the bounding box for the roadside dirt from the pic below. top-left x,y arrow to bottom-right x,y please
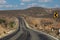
25,16 -> 60,39
0,16 -> 19,38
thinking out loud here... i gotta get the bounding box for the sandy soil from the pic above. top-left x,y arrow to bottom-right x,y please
0,16 -> 19,38
25,16 -> 60,39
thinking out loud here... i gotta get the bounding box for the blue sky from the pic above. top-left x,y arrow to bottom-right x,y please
0,0 -> 60,10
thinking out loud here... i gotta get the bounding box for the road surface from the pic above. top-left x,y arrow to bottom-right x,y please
0,17 -> 57,40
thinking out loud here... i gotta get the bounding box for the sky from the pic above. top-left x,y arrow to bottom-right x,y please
0,0 -> 60,10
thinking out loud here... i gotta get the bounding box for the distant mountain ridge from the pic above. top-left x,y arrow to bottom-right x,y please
0,7 -> 60,18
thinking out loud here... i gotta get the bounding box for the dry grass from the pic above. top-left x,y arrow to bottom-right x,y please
0,16 -> 18,38
25,16 -> 60,39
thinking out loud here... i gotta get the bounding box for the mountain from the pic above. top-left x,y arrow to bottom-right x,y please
0,7 -> 60,18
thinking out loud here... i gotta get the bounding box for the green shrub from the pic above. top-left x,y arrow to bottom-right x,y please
9,22 -> 15,28
0,19 -> 6,24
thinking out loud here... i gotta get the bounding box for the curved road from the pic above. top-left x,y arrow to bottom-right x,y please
0,17 -> 58,40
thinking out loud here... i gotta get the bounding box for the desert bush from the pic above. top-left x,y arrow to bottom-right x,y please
9,22 -> 15,28
0,19 -> 6,24
41,20 -> 53,26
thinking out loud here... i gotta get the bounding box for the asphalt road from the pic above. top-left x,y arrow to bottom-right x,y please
17,17 -> 56,40
0,17 -> 57,40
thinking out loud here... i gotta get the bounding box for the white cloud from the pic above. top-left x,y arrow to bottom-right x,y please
55,4 -> 59,8
5,5 -> 13,8
38,0 -> 52,2
0,0 -> 6,4
0,5 -> 3,7
39,4 -> 46,7
0,0 -> 18,8
0,5 -> 18,8
27,3 -> 47,8
27,3 -> 46,8
20,3 -> 24,5
27,3 -> 38,8
21,0 -> 32,2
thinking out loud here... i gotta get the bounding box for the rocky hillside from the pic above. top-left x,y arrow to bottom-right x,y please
0,7 -> 60,18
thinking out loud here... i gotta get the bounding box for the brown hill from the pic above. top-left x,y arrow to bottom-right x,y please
0,7 -> 60,18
